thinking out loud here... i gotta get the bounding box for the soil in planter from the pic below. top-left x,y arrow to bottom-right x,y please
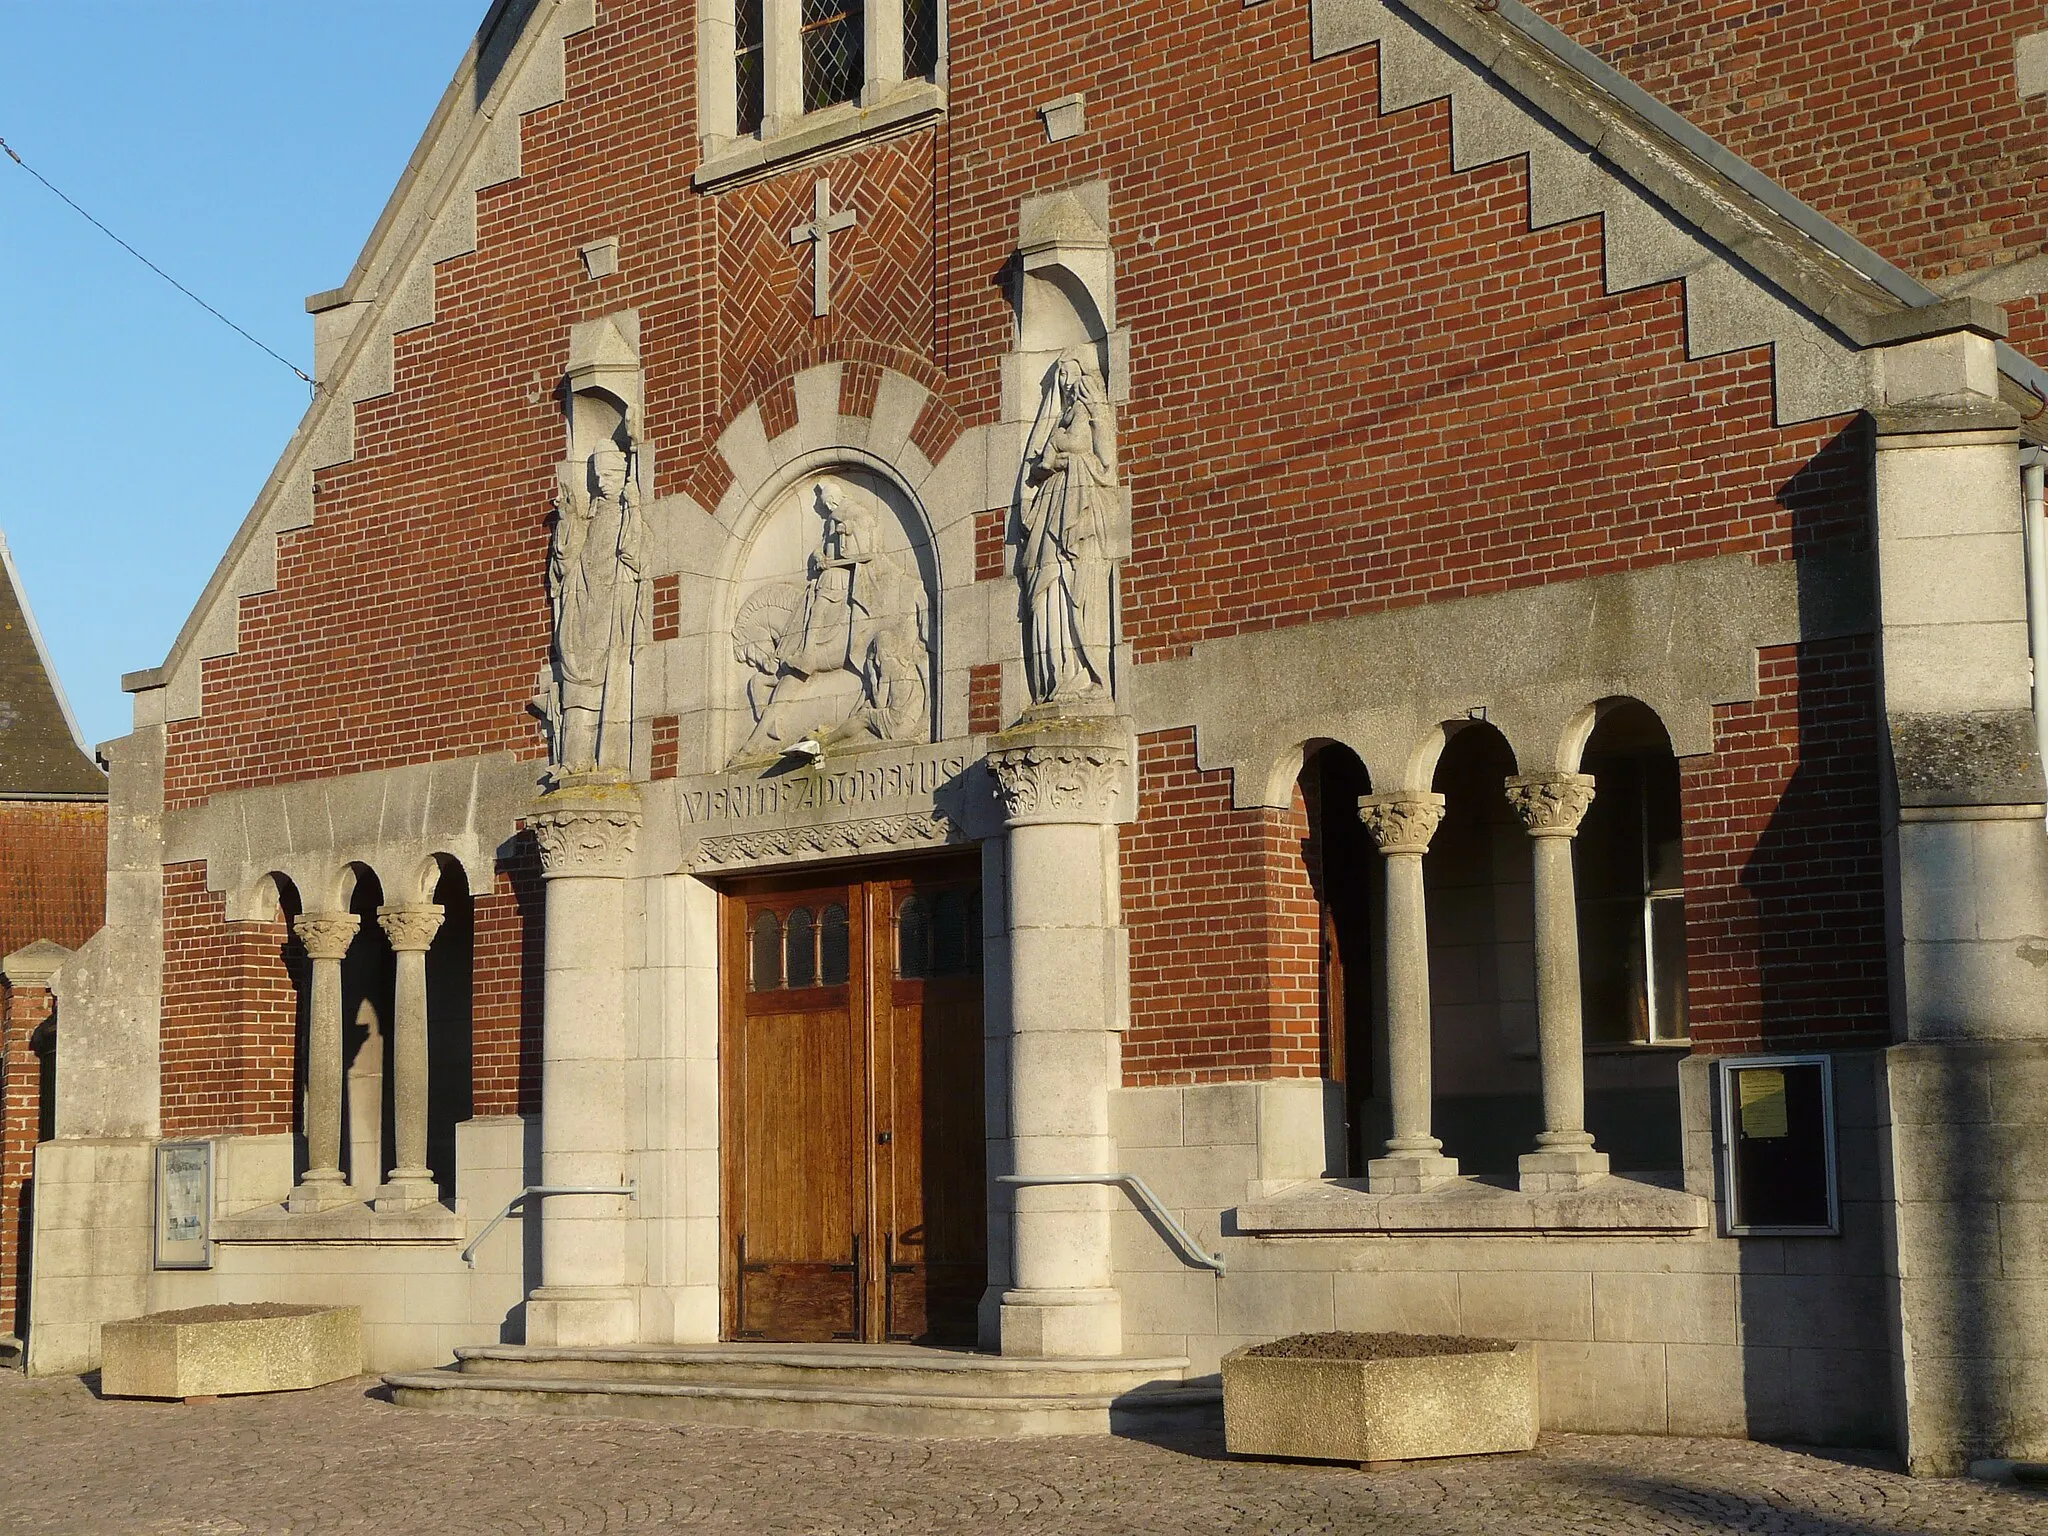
1245,1331 -> 1516,1361
136,1303 -> 334,1324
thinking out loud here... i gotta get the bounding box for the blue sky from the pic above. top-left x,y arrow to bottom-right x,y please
0,2 -> 489,751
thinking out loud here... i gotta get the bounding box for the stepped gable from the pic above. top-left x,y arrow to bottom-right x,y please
0,532 -> 103,799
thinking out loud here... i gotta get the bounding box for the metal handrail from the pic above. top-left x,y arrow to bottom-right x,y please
997,1172 -> 1226,1274
460,1184 -> 636,1269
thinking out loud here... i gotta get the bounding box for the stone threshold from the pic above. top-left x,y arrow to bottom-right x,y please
213,1200 -> 466,1245
1236,1175 -> 1710,1235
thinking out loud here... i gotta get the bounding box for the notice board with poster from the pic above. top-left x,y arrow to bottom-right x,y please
154,1140 -> 213,1269
1716,1055 -> 1838,1235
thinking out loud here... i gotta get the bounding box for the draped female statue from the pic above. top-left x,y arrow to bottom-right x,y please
1018,352 -> 1119,708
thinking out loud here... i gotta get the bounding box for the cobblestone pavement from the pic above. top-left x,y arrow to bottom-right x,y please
0,1372 -> 2043,1535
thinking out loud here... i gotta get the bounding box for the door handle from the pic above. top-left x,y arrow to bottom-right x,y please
877,1130 -> 892,1145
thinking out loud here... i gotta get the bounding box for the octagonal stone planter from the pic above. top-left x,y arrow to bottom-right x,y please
101,1303 -> 362,1400
1222,1332 -> 1537,1465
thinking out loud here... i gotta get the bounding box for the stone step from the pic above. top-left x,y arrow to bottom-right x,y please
445,1343 -> 1193,1400
384,1364 -> 1220,1439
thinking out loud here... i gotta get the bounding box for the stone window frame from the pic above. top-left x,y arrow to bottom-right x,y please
696,0 -> 946,190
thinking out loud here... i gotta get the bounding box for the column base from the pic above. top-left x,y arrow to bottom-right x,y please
998,1287 -> 1122,1358
524,1286 -> 638,1348
1518,1143 -> 1609,1193
372,1171 -> 443,1212
1366,1152 -> 1460,1194
285,1173 -> 356,1214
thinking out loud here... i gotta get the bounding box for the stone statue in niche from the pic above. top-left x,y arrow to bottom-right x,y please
730,478 -> 929,763
545,433 -> 649,777
1018,350 -> 1119,709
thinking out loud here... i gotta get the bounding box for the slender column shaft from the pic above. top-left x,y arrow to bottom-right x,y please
375,904 -> 444,1211
1505,772 -> 1606,1192
1357,792 -> 1456,1193
289,912 -> 359,1212
1531,837 -> 1589,1143
1381,849 -> 1436,1151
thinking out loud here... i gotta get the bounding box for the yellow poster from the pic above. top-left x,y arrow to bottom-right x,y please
1739,1068 -> 1788,1140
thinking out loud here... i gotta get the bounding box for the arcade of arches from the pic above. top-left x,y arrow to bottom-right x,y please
1299,701 -> 1689,1188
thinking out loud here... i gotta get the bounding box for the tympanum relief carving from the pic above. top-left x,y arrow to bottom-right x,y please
728,472 -> 934,765
1018,350 -> 1124,710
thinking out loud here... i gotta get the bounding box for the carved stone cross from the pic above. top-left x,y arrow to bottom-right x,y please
788,178 -> 858,318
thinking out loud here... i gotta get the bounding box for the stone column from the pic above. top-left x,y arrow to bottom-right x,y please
990,718 -> 1132,1358
287,911 -> 359,1213
1357,792 -> 1457,1193
374,903 -> 444,1212
1865,301 -> 2048,1473
524,777 -> 642,1348
1504,772 -> 1608,1192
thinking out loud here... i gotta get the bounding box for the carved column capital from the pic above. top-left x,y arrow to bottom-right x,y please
1356,792 -> 1447,855
989,723 -> 1132,826
530,780 -> 644,877
376,903 -> 446,953
1504,772 -> 1598,838
292,911 -> 361,961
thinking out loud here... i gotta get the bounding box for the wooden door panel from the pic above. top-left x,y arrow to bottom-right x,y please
876,877 -> 986,1345
724,858 -> 984,1346
738,1000 -> 856,1260
724,883 -> 864,1343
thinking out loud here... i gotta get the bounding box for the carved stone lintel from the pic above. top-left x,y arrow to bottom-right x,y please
1356,792 -> 1447,856
292,911 -> 361,962
1504,773 -> 1598,838
989,720 -> 1132,826
376,903 -> 446,953
530,779 -> 644,878
696,812 -> 962,870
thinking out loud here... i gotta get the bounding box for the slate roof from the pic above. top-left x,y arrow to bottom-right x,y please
0,531 -> 106,798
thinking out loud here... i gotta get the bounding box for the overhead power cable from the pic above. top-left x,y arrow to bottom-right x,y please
0,134 -> 315,389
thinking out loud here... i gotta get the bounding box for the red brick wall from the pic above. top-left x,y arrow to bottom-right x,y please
1530,1 -> 2048,287
1122,730 -> 1322,1085
152,1 -> 1895,1096
472,839 -> 545,1118
0,800 -> 105,963
1684,637 -> 1890,1053
1530,3 -> 2048,365
0,979 -> 52,1335
159,864 -> 299,1138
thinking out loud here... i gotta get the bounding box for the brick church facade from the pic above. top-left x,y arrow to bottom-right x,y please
27,0 -> 2048,1474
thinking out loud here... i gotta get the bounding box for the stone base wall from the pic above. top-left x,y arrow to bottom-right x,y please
26,1138 -> 151,1377
1885,1040 -> 2048,1475
1110,1053 -> 1898,1446
28,1117 -> 535,1377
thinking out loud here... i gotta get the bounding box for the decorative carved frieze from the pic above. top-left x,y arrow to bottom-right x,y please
292,911 -> 361,961
694,811 -> 962,869
989,733 -> 1130,825
376,903 -> 446,953
1504,773 -> 1598,838
530,783 -> 643,877
1356,792 -> 1447,856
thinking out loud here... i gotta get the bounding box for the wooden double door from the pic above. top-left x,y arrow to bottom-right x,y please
721,856 -> 986,1344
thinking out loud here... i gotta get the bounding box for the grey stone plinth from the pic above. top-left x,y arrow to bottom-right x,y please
100,1303 -> 362,1399
1221,1341 -> 1537,1464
